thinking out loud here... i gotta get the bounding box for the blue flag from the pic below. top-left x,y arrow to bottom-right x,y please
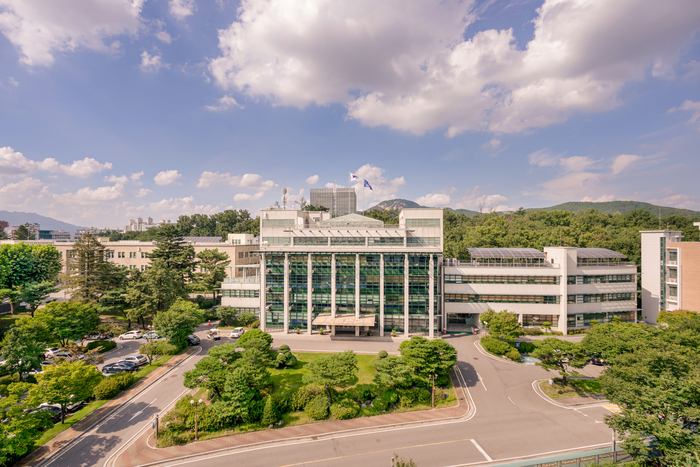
364,180 -> 373,190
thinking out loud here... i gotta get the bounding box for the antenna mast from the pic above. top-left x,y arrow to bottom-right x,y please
282,187 -> 288,210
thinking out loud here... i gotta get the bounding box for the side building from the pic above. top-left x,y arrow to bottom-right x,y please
443,247 -> 638,335
222,208 -> 443,337
641,225 -> 700,323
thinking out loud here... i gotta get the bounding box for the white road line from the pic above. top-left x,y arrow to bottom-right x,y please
470,439 -> 493,462
476,373 -> 487,391
507,396 -> 516,405
443,442 -> 612,467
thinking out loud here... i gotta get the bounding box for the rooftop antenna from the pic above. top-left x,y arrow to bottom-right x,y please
282,187 -> 288,210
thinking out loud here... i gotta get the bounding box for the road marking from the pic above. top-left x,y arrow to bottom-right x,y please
470,439 -> 493,462
507,396 -> 515,405
275,438 -> 475,467
476,373 -> 487,391
603,404 -> 622,414
442,442 -> 612,467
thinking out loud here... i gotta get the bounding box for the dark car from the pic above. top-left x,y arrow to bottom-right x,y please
102,362 -> 138,375
589,356 -> 605,366
186,335 -> 200,346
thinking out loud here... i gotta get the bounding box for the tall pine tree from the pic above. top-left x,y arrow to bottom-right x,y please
149,225 -> 195,292
63,233 -> 111,303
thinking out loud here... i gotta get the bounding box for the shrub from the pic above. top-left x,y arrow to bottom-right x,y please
349,384 -> 377,403
93,372 -> 135,399
86,340 -> 117,352
272,392 -> 293,414
522,327 -> 543,336
378,350 -> 388,358
275,348 -> 296,368
279,344 -> 290,351
262,396 -> 279,425
290,387 -> 317,411
435,375 -> 450,388
506,348 -> 521,362
330,399 -> 360,420
97,323 -> 128,337
0,384 -> 8,397
382,389 -> 399,405
480,336 -> 513,356
516,342 -> 537,353
417,388 -> 431,404
305,394 -> 329,420
399,394 -> 414,408
250,320 -> 260,329
0,375 -> 17,386
216,306 -> 238,326
240,312 -> 257,327
372,396 -> 388,411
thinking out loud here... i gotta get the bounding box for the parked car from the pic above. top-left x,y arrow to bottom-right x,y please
119,354 -> 148,366
44,347 -> 61,358
229,327 -> 246,339
51,351 -> 72,359
83,332 -> 109,340
118,330 -> 143,340
101,362 -> 138,375
206,330 -> 220,340
142,332 -> 162,340
185,335 -> 200,346
588,356 -> 605,366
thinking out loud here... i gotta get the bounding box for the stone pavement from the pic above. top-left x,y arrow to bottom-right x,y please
20,348 -> 198,467
113,368 -> 473,467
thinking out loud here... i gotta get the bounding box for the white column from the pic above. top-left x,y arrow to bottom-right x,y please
559,253 -> 568,336
307,253 -> 312,335
404,254 -> 409,337
260,253 -> 267,332
355,253 -> 360,337
331,253 -> 336,336
380,253 -> 385,337
429,254 -> 434,339
283,253 -> 289,334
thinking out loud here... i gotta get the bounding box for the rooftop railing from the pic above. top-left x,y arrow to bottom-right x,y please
224,276 -> 260,283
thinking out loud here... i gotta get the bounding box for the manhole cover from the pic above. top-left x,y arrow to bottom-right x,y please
473,357 -> 478,360
171,374 -> 177,378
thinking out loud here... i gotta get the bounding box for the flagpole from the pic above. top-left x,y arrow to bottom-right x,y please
362,185 -> 365,213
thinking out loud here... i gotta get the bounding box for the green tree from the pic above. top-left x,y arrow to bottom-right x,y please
207,343 -> 241,365
303,351 -> 358,405
302,204 -> 329,212
63,233 -> 112,303
399,336 -> 457,380
149,225 -> 195,289
138,340 -> 177,365
95,268 -> 131,326
599,346 -> 700,465
0,243 -> 61,314
237,329 -> 273,349
0,383 -> 52,465
193,249 -> 230,299
215,367 -> 260,424
152,299 -> 204,347
126,264 -> 182,325
13,223 -> 36,240
28,361 -> 103,423
1,324 -> 47,381
581,321 -> 658,361
216,306 -> 238,326
373,356 -> 413,389
530,338 -> 588,384
261,395 -> 279,426
183,356 -> 230,399
34,301 -> 99,346
20,281 -> 59,317
479,309 -> 523,338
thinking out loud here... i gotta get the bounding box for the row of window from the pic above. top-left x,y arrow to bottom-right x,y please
445,275 -> 560,285
445,294 -> 560,304
405,219 -> 441,228
262,219 -> 296,228
112,251 -> 149,259
567,275 -> 635,284
407,237 -> 440,246
567,293 -> 635,303
222,289 -> 260,298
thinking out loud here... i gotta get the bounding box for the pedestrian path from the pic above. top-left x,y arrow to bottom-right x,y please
114,368 -> 472,467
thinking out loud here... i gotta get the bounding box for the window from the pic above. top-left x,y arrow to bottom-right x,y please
331,237 -> 365,246
129,252 -> 137,258
567,275 -> 634,284
294,237 -> 328,245
263,237 -> 291,246
445,275 -> 559,285
668,286 -> 678,299
568,293 -> 635,303
368,237 -> 404,246
668,250 -> 678,263
406,219 -> 440,228
129,265 -> 136,269
141,265 -> 146,271
445,294 -> 560,304
222,289 -> 260,298
522,315 -> 559,327
239,252 -> 244,259
262,219 -> 295,228
245,252 -> 249,258
231,239 -> 241,245
105,250 -> 114,258
118,252 -> 125,258
407,237 -> 440,246
141,252 -> 148,258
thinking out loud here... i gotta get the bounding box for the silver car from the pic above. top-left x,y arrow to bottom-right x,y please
118,330 -> 143,340
229,327 -> 246,339
119,354 -> 148,366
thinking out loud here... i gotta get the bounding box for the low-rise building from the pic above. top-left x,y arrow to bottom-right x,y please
124,217 -> 170,232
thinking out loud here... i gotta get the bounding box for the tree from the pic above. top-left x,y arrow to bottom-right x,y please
302,204 -> 329,212
34,301 -> 99,346
303,351 -> 358,405
95,269 -> 131,326
149,225 -> 195,288
183,356 -> 230,399
28,361 -> 103,423
13,223 -> 36,240
237,329 -> 273,349
398,336 -> 457,380
0,383 -> 53,465
138,340 -> 177,365
479,309 -> 522,338
599,346 -> 700,465
1,324 -> 47,381
0,228 -> 8,240
126,264 -> 182,325
207,343 -> 241,365
581,321 -> 658,361
152,299 -> 204,347
63,233 -> 112,303
530,338 -> 588,384
373,356 -> 413,389
20,281 -> 59,317
193,249 -> 230,300
215,367 -> 260,424
216,306 -> 238,326
0,243 -> 61,314
240,311 -> 257,327
261,395 -> 279,426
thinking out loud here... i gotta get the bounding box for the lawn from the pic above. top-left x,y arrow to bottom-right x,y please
133,354 -> 175,381
540,378 -> 603,400
0,311 -> 33,332
33,400 -> 108,447
269,352 -> 377,392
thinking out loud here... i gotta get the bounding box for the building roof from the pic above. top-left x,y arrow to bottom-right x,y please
182,236 -> 222,243
576,248 -> 627,259
467,248 -> 546,259
318,213 -> 384,228
311,313 -> 377,326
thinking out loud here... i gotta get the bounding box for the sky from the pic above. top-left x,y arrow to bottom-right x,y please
0,0 -> 699,229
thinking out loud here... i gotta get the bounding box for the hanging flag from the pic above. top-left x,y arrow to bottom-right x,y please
364,180 -> 373,190
350,172 -> 358,181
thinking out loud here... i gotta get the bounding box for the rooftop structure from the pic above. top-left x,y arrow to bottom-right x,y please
310,187 -> 357,217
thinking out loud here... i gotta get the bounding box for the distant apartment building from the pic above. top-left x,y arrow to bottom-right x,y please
0,221 -> 9,230
641,223 -> 700,323
38,230 -> 72,241
11,223 -> 41,240
75,227 -> 113,239
310,187 -> 357,217
124,217 -> 171,232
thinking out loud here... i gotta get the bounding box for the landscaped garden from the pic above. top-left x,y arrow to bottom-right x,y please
538,378 -> 602,400
157,331 -> 458,447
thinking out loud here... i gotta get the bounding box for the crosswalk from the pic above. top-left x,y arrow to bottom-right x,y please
603,404 -> 622,414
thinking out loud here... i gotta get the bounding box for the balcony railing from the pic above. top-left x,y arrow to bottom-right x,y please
224,276 -> 260,283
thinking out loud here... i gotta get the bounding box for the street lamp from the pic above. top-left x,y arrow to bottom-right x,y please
428,374 -> 438,409
190,398 -> 203,441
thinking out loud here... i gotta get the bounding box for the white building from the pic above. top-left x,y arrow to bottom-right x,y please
124,217 -> 171,232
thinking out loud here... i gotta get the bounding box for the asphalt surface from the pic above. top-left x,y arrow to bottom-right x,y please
43,332 -> 613,467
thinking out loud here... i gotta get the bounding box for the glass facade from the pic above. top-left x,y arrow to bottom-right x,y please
446,274 -> 559,284
221,289 -> 259,298
265,255 -> 285,330
567,274 -> 635,284
311,255 -> 332,326
383,255 -> 404,333
408,255 -> 430,333
335,255 -> 355,312
567,293 -> 635,303
445,294 -> 560,304
567,311 -> 635,327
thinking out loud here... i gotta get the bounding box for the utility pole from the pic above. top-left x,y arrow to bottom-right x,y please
428,374 -> 438,408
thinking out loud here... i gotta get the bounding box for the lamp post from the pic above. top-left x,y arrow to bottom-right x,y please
190,398 -> 203,441
428,374 -> 438,408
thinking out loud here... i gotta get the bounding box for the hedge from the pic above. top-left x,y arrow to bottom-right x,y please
480,336 -> 513,356
305,394 -> 329,420
93,373 -> 135,399
330,399 -> 360,420
86,340 -> 117,353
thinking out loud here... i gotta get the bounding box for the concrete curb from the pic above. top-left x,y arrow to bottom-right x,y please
474,340 -> 523,366
531,380 -> 608,410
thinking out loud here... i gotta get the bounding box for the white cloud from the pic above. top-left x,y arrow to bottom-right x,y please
0,177 -> 45,208
452,186 -> 513,212
105,174 -> 129,184
52,183 -> 125,206
140,50 -> 169,73
233,192 -> 265,202
0,0 -> 144,67
205,95 -> 244,112
210,0 -> 700,136
647,192 -> 699,210
0,147 -> 112,178
611,154 -> 642,175
305,175 -> 319,185
527,149 -> 561,167
581,195 -> 616,202
415,192 -> 453,207
196,171 -> 277,191
156,30 -> 172,44
669,100 -> 700,130
169,0 -> 197,20
135,188 -> 152,198
7,77 -> 18,87
350,164 -> 405,205
141,196 -> 220,220
481,139 -> 501,149
154,170 -> 182,186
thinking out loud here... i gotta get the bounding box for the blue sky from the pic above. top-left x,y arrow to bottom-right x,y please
1,0 -> 699,228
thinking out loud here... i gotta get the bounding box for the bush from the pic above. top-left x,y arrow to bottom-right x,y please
290,387 -> 317,411
330,399 -> 360,420
382,389 -> 399,405
435,375 -> 450,388
93,372 -> 135,399
250,320 -> 260,329
480,336 -> 514,356
417,389 -> 431,404
240,312 -> 257,327
349,384 -> 377,403
378,350 -> 388,358
515,342 -> 537,353
97,323 -> 128,337
86,340 -> 117,352
305,394 -> 329,420
0,375 -> 17,386
272,391 -> 293,414
216,306 -> 238,326
372,396 -> 388,411
0,384 -> 8,397
506,348 -> 521,362
279,344 -> 290,351
262,396 -> 279,425
522,327 -> 543,336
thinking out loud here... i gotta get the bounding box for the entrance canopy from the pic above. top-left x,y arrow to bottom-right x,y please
312,313 -> 376,327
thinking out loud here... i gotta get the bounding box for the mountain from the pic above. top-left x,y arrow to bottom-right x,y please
449,208 -> 482,217
525,201 -> 700,218
0,211 -> 84,232
370,199 -> 425,211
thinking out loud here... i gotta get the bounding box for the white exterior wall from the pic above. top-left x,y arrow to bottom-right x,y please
220,281 -> 260,308
640,230 -> 682,323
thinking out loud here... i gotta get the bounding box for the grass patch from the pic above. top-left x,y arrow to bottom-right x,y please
133,354 -> 174,381
33,400 -> 108,447
268,353 -> 376,392
540,378 -> 602,400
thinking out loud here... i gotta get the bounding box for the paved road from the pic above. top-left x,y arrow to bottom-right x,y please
45,332 -> 613,467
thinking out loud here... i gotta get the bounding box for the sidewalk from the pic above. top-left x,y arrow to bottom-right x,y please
113,369 -> 473,467
20,348 -> 198,467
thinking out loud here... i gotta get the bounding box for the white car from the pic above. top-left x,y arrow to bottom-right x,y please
119,354 -> 148,366
44,347 -> 61,357
118,330 -> 143,340
229,327 -> 246,339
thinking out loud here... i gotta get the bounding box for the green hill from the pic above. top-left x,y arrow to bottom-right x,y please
370,199 -> 424,211
448,208 -> 482,217
525,201 -> 700,218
